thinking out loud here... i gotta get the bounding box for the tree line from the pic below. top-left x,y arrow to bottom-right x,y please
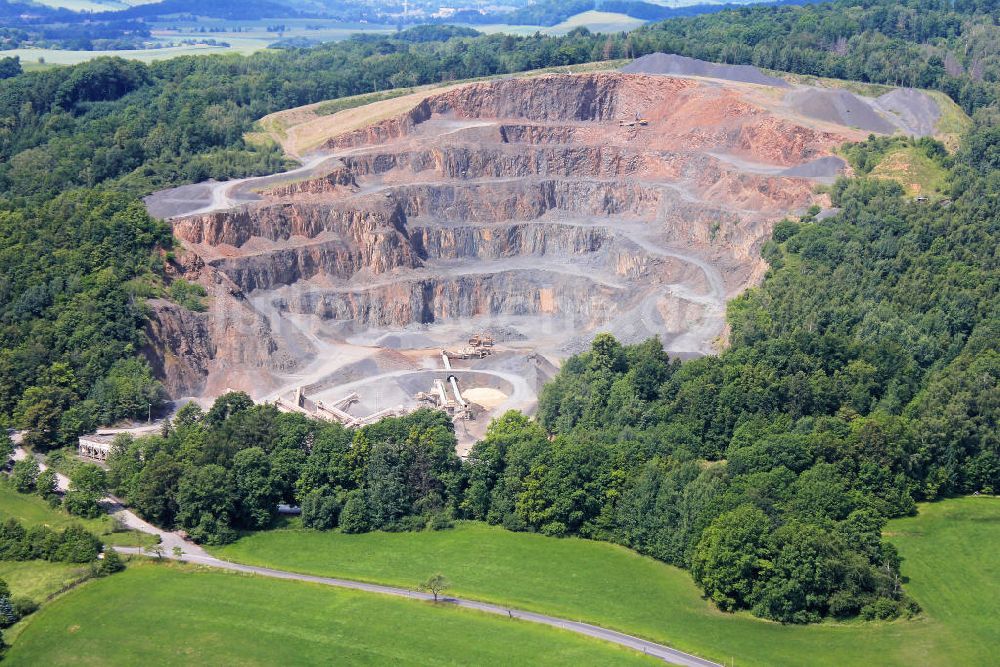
105,397 -> 461,545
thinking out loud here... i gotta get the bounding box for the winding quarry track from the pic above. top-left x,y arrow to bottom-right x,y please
144,68 -> 884,447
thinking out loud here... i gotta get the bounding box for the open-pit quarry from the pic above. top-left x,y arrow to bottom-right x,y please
144,56 -> 943,452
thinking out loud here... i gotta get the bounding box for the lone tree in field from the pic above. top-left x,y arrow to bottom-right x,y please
420,573 -> 450,602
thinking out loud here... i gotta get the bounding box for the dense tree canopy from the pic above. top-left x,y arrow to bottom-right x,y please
108,397 -> 462,544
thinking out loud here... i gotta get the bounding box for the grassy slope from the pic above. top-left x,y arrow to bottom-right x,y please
870,146 -> 949,197
886,497 -> 1000,663
0,560 -> 93,644
211,498 -> 1000,666
926,90 -> 973,150
2,562 -> 655,665
0,560 -> 89,602
0,480 -> 157,548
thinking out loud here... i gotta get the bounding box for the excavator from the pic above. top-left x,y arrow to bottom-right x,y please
618,112 -> 648,128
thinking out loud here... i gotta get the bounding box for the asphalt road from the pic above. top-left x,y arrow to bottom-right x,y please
12,444 -> 208,558
116,547 -> 721,667
12,436 -> 718,666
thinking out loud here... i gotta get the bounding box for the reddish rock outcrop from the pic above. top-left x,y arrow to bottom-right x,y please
155,71 -> 860,397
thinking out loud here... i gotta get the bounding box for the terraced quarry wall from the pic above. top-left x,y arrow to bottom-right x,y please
146,69 -> 879,439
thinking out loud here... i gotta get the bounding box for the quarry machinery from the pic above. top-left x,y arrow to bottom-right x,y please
618,112 -> 648,128
415,376 -> 473,421
276,388 -> 410,428
444,333 -> 495,361
468,333 -> 495,348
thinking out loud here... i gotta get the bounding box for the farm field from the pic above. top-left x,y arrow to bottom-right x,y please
546,10 -> 646,34
472,10 -> 646,36
0,20 -> 395,66
0,9 -> 650,66
28,0 -> 146,10
0,45 -> 244,66
0,480 -> 157,548
211,497 -> 1000,667
2,562 -> 655,665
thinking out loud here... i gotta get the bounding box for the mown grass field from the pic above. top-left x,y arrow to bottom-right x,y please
885,497 -> 1000,663
0,560 -> 90,601
212,497 -> 1000,667
0,560 -> 93,644
0,479 -> 156,548
2,561 -> 655,665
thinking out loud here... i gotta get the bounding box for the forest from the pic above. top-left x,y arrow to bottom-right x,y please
67,119 -> 994,625
0,0 -> 996,626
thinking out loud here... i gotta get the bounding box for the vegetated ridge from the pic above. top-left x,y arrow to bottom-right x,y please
2,0 -> 995,458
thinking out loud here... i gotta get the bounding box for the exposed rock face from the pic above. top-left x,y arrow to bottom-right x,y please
155,71 -> 862,399
174,199 -> 406,248
263,167 -> 358,197
277,271 -> 622,329
143,253 -> 300,397
412,222 -> 611,261
341,145 -> 649,180
143,298 -> 214,398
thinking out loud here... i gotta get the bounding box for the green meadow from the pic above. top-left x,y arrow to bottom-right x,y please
211,497 -> 1000,666
3,562 -> 655,665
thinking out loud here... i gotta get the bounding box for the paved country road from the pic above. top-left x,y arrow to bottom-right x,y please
115,547 -> 721,667
11,440 -> 719,666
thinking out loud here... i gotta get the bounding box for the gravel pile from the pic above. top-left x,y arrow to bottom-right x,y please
785,88 -> 897,134
780,156 -> 847,179
143,182 -> 215,220
876,88 -> 941,137
481,325 -> 528,342
622,53 -> 790,88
